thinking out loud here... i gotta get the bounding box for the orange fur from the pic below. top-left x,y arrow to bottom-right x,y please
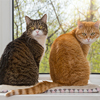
6,21 -> 100,97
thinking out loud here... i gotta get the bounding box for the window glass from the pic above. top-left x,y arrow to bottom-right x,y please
14,0 -> 100,73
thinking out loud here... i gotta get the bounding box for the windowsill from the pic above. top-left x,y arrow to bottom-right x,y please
0,92 -> 100,100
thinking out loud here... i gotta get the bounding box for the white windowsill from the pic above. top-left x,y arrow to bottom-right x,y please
0,92 -> 100,100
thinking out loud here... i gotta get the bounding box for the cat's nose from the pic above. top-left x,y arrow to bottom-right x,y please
87,38 -> 90,41
36,31 -> 39,33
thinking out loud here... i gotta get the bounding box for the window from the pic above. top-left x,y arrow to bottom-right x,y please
13,0 -> 100,74
1,3 -> 100,100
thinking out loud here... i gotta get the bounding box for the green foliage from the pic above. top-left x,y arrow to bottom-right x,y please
87,38 -> 100,73
39,48 -> 50,73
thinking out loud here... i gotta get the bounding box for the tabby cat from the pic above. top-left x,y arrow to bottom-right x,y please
0,14 -> 48,90
6,20 -> 100,97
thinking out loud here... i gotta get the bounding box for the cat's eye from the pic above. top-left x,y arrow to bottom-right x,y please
91,33 -> 95,35
31,27 -> 34,30
82,33 -> 86,36
39,26 -> 42,29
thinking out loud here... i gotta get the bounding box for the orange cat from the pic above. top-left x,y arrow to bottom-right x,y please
6,21 -> 100,96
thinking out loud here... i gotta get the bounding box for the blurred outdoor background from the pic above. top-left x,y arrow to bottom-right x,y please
14,0 -> 100,73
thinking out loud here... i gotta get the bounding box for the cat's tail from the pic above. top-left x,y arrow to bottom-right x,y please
6,81 -> 62,97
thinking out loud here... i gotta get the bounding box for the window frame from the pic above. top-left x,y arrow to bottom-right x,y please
0,0 -> 12,57
0,0 -> 100,84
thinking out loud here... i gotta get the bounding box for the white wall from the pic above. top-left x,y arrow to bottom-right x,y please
0,0 -> 12,57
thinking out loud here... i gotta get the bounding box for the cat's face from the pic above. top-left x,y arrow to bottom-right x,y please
76,21 -> 100,44
25,14 -> 48,38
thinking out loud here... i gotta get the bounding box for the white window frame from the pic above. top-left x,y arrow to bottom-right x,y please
0,0 -> 12,56
0,0 -> 100,86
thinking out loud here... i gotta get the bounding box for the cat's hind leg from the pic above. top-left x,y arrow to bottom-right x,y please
70,59 -> 90,86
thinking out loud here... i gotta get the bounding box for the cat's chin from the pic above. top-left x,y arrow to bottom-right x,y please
80,40 -> 94,45
82,42 -> 92,45
35,35 -> 46,38
35,35 -> 41,37
31,35 -> 41,38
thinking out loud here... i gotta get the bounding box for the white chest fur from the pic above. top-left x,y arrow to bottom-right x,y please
34,36 -> 47,49
31,29 -> 47,60
34,35 -> 47,60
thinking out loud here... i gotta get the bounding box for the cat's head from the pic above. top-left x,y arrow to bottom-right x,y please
75,21 -> 100,44
25,14 -> 48,38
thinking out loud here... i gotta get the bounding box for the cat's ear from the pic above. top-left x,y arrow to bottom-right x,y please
94,21 -> 100,29
77,20 -> 83,29
25,16 -> 32,25
41,14 -> 47,24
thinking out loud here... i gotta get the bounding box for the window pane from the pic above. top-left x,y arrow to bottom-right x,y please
14,0 -> 100,73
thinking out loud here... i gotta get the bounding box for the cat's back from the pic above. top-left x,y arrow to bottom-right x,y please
0,34 -> 30,63
6,33 -> 28,51
51,29 -> 81,52
0,33 -> 38,85
49,29 -> 83,71
0,34 -> 28,68
49,31 -> 82,65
